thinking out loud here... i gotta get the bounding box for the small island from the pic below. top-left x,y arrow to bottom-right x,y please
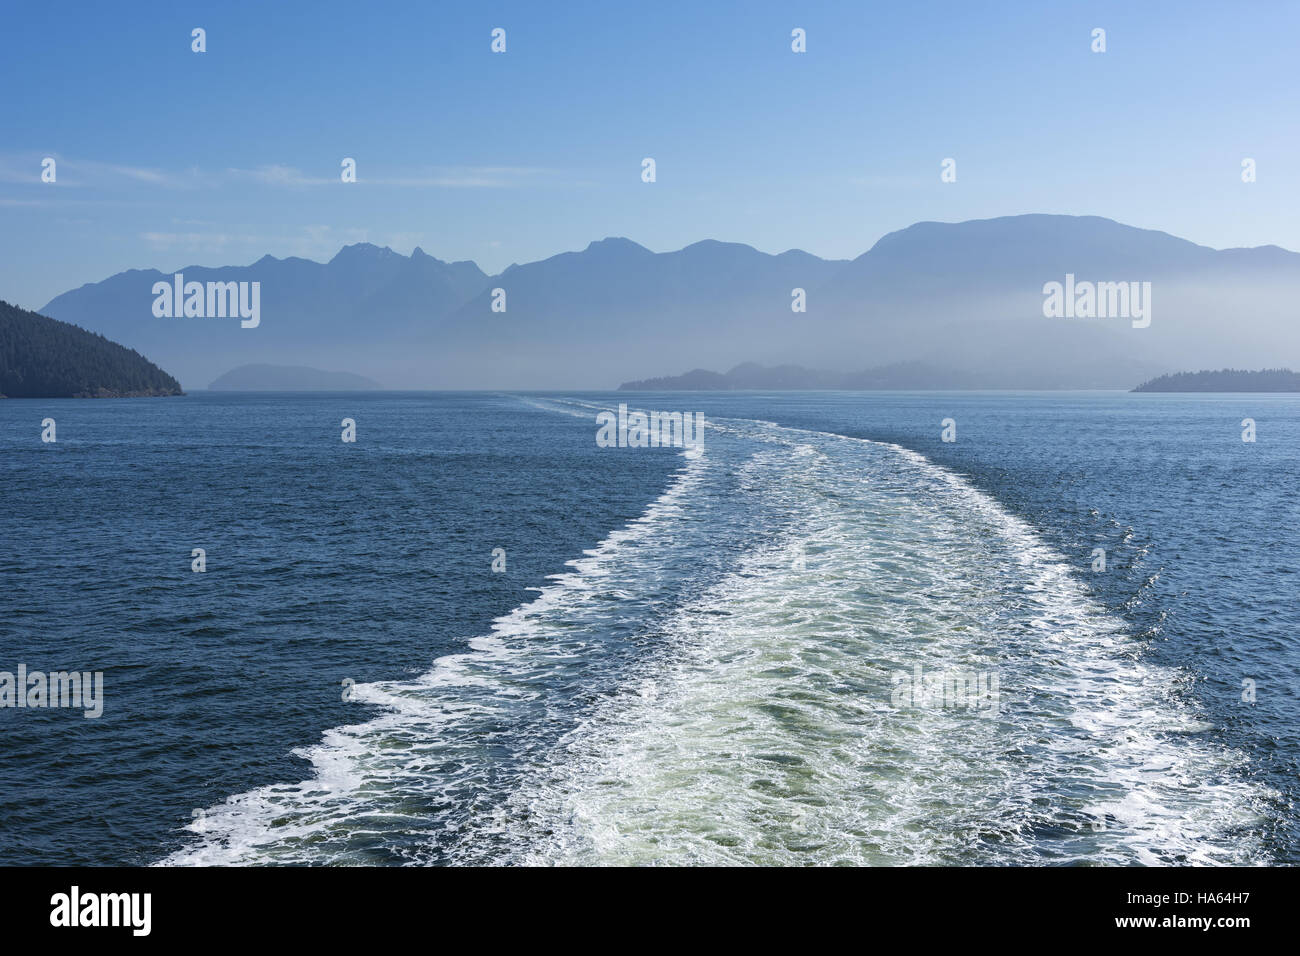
621,361 -> 980,391
208,364 -> 383,391
0,299 -> 182,398
1132,369 -> 1300,392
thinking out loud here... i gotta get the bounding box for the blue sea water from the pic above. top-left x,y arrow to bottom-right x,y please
0,390 -> 1296,865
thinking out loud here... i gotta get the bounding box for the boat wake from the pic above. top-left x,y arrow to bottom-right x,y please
162,399 -> 1274,866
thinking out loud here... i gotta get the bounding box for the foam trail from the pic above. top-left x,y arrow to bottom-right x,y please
494,422 -> 1273,865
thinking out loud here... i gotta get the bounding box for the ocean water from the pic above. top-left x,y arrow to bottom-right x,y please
0,391 -> 1296,866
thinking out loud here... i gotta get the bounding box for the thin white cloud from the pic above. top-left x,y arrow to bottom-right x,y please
2,152 -> 558,191
0,153 -> 211,188
225,164 -> 334,187
226,163 -> 553,189
93,162 -> 172,184
372,166 -> 551,188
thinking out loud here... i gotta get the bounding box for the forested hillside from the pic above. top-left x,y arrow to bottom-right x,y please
0,299 -> 182,398
1133,368 -> 1300,392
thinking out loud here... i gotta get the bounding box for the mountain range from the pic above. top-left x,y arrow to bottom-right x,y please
38,215 -> 1300,390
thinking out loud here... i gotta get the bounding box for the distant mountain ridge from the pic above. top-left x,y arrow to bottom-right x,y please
38,215 -> 1300,390
208,364 -> 383,391
0,299 -> 181,398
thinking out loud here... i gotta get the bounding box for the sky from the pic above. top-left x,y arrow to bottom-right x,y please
2,0 -> 1298,311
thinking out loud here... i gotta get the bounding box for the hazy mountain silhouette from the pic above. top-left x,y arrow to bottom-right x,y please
42,244 -> 488,387
39,215 -> 1300,390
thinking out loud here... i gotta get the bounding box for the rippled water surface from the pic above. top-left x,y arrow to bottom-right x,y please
1,391 -> 1295,865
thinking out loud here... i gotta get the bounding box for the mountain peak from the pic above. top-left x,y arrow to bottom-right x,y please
680,239 -> 759,254
583,237 -> 652,255
328,242 -> 398,265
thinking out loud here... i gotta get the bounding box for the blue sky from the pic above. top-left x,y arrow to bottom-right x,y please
2,0 -> 1297,310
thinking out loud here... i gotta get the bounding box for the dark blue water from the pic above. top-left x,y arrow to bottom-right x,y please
0,393 -> 679,865
1,391 -> 1295,865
